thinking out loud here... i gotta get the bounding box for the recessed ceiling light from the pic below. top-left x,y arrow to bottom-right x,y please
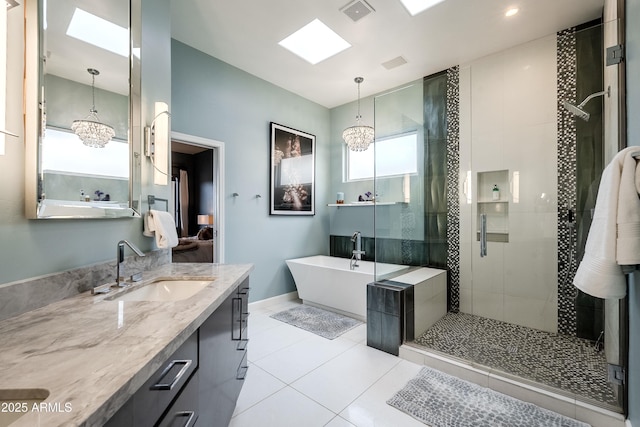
399,0 -> 446,16
66,8 -> 129,57
278,19 -> 351,65
505,8 -> 519,17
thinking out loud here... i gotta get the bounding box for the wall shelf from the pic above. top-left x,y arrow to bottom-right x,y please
477,170 -> 509,241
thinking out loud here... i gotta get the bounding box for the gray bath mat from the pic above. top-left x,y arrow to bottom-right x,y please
387,367 -> 590,427
270,305 -> 362,339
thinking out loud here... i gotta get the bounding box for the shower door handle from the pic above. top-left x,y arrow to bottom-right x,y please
480,214 -> 487,257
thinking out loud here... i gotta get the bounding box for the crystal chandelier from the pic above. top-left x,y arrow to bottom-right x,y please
71,68 -> 115,148
342,77 -> 374,152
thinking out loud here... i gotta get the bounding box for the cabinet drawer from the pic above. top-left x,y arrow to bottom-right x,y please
157,371 -> 199,427
236,349 -> 248,381
134,332 -> 199,427
232,282 -> 250,342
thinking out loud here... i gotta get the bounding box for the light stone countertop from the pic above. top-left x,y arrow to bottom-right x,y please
0,263 -> 253,427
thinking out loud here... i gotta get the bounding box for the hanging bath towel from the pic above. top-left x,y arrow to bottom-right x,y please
146,209 -> 179,249
573,146 -> 640,299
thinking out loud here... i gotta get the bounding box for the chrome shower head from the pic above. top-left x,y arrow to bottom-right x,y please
562,100 -> 590,121
562,86 -> 610,122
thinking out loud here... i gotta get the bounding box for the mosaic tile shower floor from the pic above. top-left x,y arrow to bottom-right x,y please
413,312 -> 619,408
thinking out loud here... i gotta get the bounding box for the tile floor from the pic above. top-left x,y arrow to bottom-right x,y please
230,299 -> 427,427
230,298 -> 624,427
413,312 -> 619,408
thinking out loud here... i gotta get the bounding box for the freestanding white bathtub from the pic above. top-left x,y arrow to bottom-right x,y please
285,255 -> 410,321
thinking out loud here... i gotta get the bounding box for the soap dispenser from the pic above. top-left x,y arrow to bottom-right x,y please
492,184 -> 500,201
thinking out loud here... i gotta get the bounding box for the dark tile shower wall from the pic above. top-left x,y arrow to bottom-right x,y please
422,68 -> 460,313
445,67 -> 460,313
422,71 -> 449,271
557,28 -> 579,337
575,23 -> 605,342
557,22 -> 605,339
330,235 -> 429,265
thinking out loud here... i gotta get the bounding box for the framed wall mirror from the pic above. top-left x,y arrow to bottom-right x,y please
24,0 -> 141,219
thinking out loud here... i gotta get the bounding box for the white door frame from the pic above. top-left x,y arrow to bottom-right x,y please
171,131 -> 226,263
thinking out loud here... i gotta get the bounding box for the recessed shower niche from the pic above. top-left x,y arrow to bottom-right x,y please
476,170 -> 509,243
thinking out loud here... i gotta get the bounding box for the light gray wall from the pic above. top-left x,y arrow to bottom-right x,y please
140,0 -> 172,210
626,0 -> 640,423
171,40 -> 331,302
0,0 -> 170,285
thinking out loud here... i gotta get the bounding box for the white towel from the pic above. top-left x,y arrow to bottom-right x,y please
143,212 -> 155,237
573,146 -> 640,299
616,148 -> 640,264
146,209 -> 179,249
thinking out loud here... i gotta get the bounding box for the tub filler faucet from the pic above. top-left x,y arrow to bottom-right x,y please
350,231 -> 365,270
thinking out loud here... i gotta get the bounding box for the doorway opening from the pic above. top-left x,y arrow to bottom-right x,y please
170,132 -> 225,263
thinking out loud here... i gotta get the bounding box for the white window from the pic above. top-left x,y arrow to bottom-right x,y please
346,132 -> 418,181
41,128 -> 129,178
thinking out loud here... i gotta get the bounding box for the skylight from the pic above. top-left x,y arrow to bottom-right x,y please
399,0 -> 446,16
66,8 -> 129,57
278,19 -> 351,65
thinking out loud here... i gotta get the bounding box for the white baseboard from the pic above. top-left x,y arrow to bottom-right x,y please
249,291 -> 299,310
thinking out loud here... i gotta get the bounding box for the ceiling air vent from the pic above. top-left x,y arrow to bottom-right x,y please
382,56 -> 408,70
341,0 -> 375,22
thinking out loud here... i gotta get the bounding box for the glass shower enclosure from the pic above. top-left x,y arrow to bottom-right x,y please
373,20 -> 625,412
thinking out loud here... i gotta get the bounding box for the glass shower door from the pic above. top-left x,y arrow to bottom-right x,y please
372,20 -> 625,413
460,21 -> 624,410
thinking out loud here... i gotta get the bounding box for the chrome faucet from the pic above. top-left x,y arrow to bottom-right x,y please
350,231 -> 365,270
113,240 -> 145,288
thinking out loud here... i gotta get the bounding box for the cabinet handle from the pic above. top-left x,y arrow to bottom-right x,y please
239,286 -> 250,295
171,410 -> 197,427
150,359 -> 192,391
237,339 -> 249,351
236,365 -> 249,380
232,297 -> 242,340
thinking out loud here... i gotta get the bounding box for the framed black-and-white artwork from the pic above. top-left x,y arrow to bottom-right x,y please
270,122 -> 315,215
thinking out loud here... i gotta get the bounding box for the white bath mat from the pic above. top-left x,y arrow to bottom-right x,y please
387,367 -> 591,427
270,305 -> 362,339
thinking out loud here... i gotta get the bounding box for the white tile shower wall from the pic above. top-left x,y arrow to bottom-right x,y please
459,34 -> 558,332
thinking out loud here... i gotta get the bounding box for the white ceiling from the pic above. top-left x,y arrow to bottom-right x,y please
46,0 -> 129,95
45,0 -> 605,107
170,0 -> 605,109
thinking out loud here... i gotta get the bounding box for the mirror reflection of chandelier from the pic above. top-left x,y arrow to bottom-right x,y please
342,77 -> 374,152
71,68 -> 115,148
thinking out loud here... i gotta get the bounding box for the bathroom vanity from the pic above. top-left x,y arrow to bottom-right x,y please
0,263 -> 252,427
105,279 -> 249,426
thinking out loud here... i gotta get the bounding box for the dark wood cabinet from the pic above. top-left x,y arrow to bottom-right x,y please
198,278 -> 249,427
105,332 -> 199,427
156,372 -> 199,427
106,280 -> 249,427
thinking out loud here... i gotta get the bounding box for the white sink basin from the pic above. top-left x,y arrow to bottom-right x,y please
108,279 -> 213,302
0,388 -> 49,427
